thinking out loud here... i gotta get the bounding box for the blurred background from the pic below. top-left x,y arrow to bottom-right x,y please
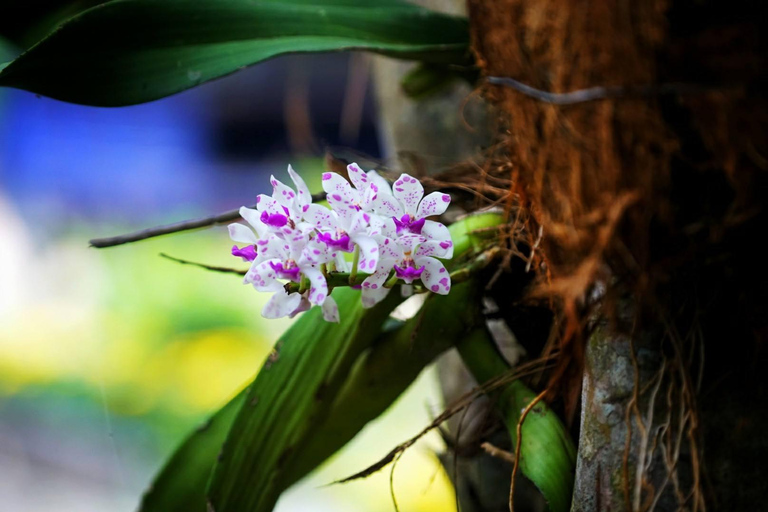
0,30 -> 455,511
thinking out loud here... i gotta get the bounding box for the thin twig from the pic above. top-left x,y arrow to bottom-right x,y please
509,389 -> 547,512
486,76 -> 735,106
480,442 -> 516,465
89,192 -> 326,248
159,253 -> 247,275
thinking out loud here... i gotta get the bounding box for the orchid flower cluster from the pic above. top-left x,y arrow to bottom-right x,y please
228,163 -> 454,322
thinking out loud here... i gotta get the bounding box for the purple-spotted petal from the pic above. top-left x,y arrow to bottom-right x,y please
255,195 -> 283,216
351,234 -> 380,273
303,267 -> 328,306
270,175 -> 298,209
321,295 -> 340,323
367,170 -> 392,195
287,164 -> 312,210
347,210 -> 370,236
416,256 -> 450,295
370,191 -> 404,218
416,192 -> 451,219
392,173 -> 424,216
245,259 -> 284,292
419,221 -> 453,259
361,266 -> 394,308
299,237 -> 335,266
377,237 -> 406,261
321,172 -> 358,212
346,162 -> 370,192
228,222 -> 258,244
415,240 -> 452,260
304,204 -> 339,231
262,289 -> 303,319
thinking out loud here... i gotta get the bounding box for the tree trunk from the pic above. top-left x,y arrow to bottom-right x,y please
468,1 -> 768,511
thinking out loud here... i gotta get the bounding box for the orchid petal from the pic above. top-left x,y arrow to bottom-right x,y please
417,192 -> 451,219
367,170 -> 392,195
299,237 -> 334,266
352,234 -> 380,273
270,175 -> 298,209
361,266 -> 394,308
415,240 -> 452,260
228,222 -> 258,244
370,191 -> 404,218
416,256 -> 451,295
321,295 -> 340,323
287,164 -> 312,210
304,204 -> 339,231
347,210 -> 370,236
378,237 -> 406,261
262,289 -> 303,319
239,206 -> 269,238
288,296 -> 312,318
346,162 -> 370,192
321,171 -> 358,217
420,221 -> 454,259
245,259 -> 284,292
392,173 -> 424,216
255,194 -> 283,215
303,266 -> 329,306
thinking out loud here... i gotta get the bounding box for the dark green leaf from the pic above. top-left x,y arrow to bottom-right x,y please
0,0 -> 470,106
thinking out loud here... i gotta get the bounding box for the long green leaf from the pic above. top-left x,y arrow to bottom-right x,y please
139,284 -> 481,512
0,0 -> 470,106
140,388 -> 247,512
283,281 -> 485,487
206,286 -> 404,512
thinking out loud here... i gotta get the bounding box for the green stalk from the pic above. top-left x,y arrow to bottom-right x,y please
455,330 -> 576,512
349,245 -> 360,285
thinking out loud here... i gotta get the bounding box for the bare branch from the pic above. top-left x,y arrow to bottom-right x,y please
159,253 -> 247,276
89,192 -> 326,249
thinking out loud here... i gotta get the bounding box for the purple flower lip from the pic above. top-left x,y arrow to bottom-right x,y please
393,264 -> 425,283
231,245 -> 257,262
260,210 -> 289,228
393,214 -> 425,235
317,232 -> 354,252
269,261 -> 301,281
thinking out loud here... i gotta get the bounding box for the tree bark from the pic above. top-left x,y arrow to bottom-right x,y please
468,1 -> 768,511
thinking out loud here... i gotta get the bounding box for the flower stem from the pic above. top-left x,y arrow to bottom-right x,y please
298,274 -> 310,294
383,273 -> 399,289
349,246 -> 360,285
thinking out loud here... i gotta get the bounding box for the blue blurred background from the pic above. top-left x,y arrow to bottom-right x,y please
0,33 -> 454,511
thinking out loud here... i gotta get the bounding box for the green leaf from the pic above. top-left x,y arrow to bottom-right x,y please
139,387 -> 247,512
206,286 -> 404,512
139,283 -> 482,512
456,331 -> 576,512
284,280 -> 485,487
0,0 -> 470,107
